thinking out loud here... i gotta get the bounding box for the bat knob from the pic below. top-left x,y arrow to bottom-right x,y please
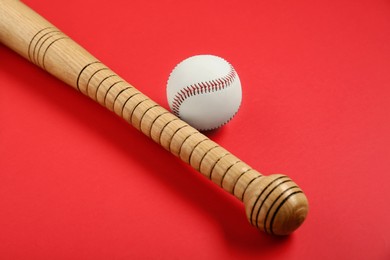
243,174 -> 309,235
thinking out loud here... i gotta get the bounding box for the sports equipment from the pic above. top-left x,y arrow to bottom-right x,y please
167,55 -> 242,131
0,0 -> 308,235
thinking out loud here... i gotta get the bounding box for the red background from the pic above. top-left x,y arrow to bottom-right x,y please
1,0 -> 390,259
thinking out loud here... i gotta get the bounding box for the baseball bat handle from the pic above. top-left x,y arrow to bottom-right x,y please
0,0 -> 308,235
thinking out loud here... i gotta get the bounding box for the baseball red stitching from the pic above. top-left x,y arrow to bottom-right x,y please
171,64 -> 237,117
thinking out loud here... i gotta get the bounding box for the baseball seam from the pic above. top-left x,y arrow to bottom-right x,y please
171,64 -> 237,118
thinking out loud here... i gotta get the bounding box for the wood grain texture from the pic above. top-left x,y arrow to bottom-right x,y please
0,0 -> 308,235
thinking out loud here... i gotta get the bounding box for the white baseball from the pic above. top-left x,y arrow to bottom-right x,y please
166,55 -> 242,131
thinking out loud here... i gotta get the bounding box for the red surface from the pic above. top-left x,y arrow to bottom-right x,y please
1,0 -> 390,259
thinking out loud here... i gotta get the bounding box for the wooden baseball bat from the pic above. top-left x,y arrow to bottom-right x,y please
0,0 -> 308,235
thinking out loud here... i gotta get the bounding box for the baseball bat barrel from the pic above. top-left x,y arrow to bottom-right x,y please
0,0 -> 308,235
